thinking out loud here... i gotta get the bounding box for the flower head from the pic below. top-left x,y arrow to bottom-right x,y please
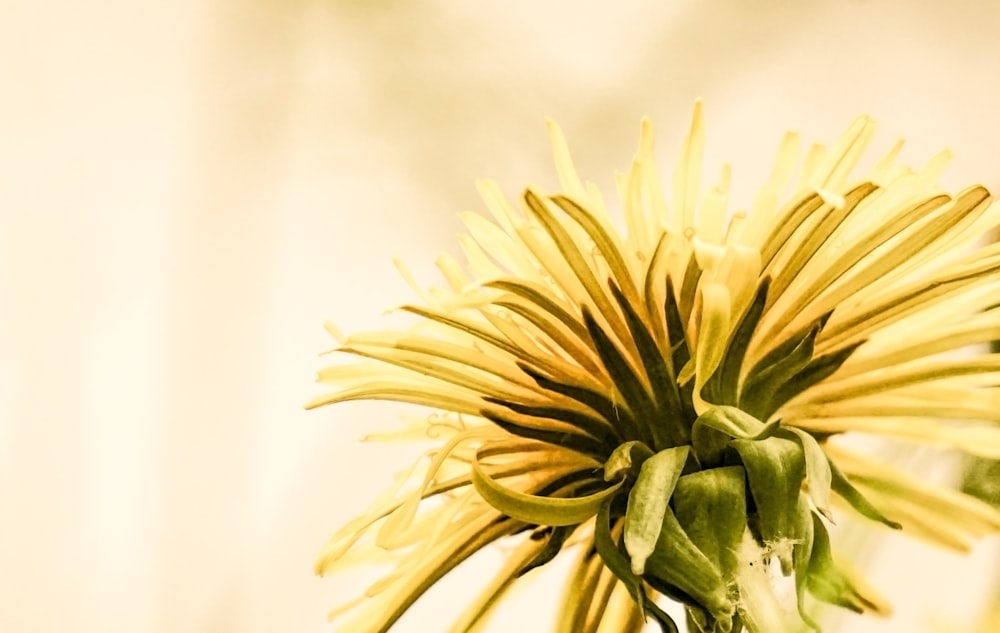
309,103 -> 1000,632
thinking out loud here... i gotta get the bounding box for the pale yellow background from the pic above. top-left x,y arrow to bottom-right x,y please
1,1 -> 998,632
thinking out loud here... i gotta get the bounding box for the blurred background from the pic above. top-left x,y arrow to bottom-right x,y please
1,0 -> 998,631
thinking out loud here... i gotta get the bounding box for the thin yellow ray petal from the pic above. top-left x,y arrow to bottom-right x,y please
715,245 -> 762,321
641,233 -> 672,353
335,512 -> 518,633
522,190 -> 638,361
581,564 -> 621,633
436,251 -> 471,291
394,257 -> 435,306
638,117 -> 673,236
377,428 -> 497,549
493,294 -> 607,379
797,142 -> 827,191
307,381 -> 484,416
785,386 -> 1000,425
799,355 -> 1000,404
457,233 -> 504,281
694,282 -> 731,412
868,138 -> 904,185
789,417 -> 1000,459
446,533 -> 551,633
323,321 -> 346,344
815,115 -> 876,191
476,178 -> 523,236
557,542 -> 609,633
838,320 -> 1000,376
760,192 -> 953,343
816,242 -> 1000,354
622,156 -> 653,256
757,191 -> 826,271
741,131 -> 800,248
696,162 -> 731,245
549,194 -> 643,309
546,118 -> 588,200
460,211 -> 541,280
763,182 -> 878,314
673,99 -> 704,235
339,344 -> 500,388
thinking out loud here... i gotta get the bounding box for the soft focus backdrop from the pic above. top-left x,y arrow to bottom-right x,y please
1,1 -> 998,631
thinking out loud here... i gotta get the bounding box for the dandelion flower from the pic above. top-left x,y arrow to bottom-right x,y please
308,102 -> 1000,632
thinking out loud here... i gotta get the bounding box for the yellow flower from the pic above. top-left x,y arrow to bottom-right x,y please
308,102 -> 1000,633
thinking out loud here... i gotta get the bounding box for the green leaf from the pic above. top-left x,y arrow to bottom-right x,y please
624,446 -> 690,574
730,435 -> 805,574
672,466 -> 748,579
471,458 -> 621,526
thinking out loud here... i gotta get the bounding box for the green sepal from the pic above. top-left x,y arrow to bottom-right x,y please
604,440 -> 655,482
828,458 -> 902,530
517,524 -> 577,577
548,195 -> 643,306
483,278 -> 591,342
686,606 -> 744,633
676,256 -> 702,332
792,499 -> 822,632
480,408 -> 610,462
779,427 -> 833,521
729,435 -> 805,574
609,280 -> 688,447
672,466 -> 748,580
806,513 -> 888,614
702,277 -> 770,405
644,506 -> 734,620
691,406 -> 778,468
482,394 -> 621,449
471,458 -> 622,526
664,277 -> 692,372
624,446 -> 690,574
739,320 -> 822,420
582,305 -> 658,447
593,500 -> 680,633
767,342 -> 864,419
518,362 -> 635,444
